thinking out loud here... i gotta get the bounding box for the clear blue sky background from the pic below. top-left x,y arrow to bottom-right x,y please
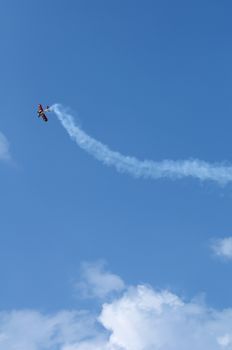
1,0 -> 232,312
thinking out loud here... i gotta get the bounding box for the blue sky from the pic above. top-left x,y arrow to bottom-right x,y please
1,1 -> 232,348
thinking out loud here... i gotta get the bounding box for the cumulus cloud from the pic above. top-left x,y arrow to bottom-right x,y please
211,237 -> 232,259
2,269 -> 232,349
99,285 -> 232,350
76,261 -> 125,299
0,131 -> 10,161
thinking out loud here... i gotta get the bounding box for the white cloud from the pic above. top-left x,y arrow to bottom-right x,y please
0,131 -> 10,161
76,261 -> 125,299
98,285 -> 232,350
2,271 -> 232,349
211,237 -> 232,259
0,310 -> 98,350
217,334 -> 232,347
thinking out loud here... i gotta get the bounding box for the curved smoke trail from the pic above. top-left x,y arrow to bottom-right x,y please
52,104 -> 232,185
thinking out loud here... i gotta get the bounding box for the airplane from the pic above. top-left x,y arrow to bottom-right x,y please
37,104 -> 50,122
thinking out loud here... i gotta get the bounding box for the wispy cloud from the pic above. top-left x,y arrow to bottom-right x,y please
76,261 -> 125,299
2,267 -> 232,349
0,310 -> 98,350
0,132 -> 10,161
211,237 -> 232,259
52,104 -> 232,185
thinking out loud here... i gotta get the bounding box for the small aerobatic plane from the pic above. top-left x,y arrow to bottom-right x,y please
37,104 -> 50,122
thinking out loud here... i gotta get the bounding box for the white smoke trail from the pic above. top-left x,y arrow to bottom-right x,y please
0,131 -> 11,161
52,104 -> 232,185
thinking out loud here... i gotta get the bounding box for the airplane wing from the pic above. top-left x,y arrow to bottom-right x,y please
42,114 -> 48,122
38,104 -> 43,112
